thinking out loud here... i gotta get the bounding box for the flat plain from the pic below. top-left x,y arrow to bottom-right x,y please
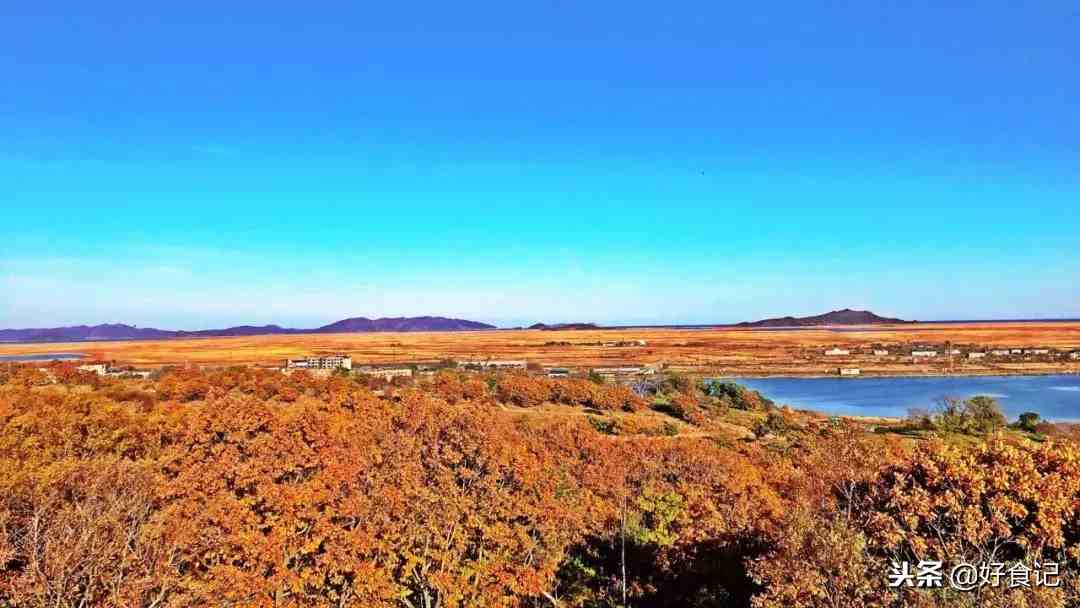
3,321 -> 1080,376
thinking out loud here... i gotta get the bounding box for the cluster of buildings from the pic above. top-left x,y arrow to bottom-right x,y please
822,344 -> 1080,376
986,348 -> 1053,357
275,353 -> 667,386
823,345 -> 1075,360
77,362 -> 153,379
599,340 -> 648,347
282,355 -> 423,380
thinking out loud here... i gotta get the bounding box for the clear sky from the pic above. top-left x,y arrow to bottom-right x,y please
2,2 -> 1078,329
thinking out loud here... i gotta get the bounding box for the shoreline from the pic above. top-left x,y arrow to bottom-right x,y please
708,369 -> 1080,380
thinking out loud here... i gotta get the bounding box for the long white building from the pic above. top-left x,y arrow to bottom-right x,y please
461,360 -> 527,370
358,367 -> 413,379
285,355 -> 352,370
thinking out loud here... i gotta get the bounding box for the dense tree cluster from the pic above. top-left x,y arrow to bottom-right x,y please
702,381 -> 774,412
905,396 -> 1010,435
2,363 -> 1080,607
491,374 -> 647,412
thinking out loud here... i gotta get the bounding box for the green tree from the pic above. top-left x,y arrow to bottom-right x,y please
965,395 -> 1006,433
1017,411 -> 1041,432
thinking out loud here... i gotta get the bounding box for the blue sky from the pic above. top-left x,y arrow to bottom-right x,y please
2,2 -> 1078,328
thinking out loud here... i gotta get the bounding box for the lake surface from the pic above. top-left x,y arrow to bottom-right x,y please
725,375 -> 1080,421
0,353 -> 85,362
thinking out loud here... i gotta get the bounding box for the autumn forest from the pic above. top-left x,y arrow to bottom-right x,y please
2,363 -> 1080,607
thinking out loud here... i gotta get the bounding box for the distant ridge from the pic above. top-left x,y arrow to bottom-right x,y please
316,316 -> 494,333
0,324 -> 176,343
527,322 -> 599,331
735,308 -> 910,328
0,316 -> 496,343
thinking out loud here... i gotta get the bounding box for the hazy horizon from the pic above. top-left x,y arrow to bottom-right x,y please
4,2 -> 1078,329
6,309 -> 1080,334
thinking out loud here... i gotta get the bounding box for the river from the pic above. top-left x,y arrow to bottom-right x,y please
725,375 -> 1080,421
0,353 -> 85,362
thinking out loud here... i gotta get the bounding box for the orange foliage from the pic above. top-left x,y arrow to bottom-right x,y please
5,365 -> 1080,607
668,391 -> 700,421
591,384 -> 648,412
494,374 -> 551,407
752,432 -> 1080,607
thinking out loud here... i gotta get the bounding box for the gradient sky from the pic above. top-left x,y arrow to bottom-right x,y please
2,2 -> 1078,329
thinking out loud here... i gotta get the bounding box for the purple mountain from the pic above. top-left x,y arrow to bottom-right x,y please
0,316 -> 496,343
315,316 -> 494,333
736,308 -> 910,327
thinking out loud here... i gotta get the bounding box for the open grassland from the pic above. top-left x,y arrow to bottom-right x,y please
3,321 -> 1080,376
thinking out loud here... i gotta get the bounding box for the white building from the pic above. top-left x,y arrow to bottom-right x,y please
912,350 -> 938,358
359,367 -> 413,380
285,355 -> 352,370
824,348 -> 850,356
77,363 -> 109,375
991,350 -> 1011,356
838,368 -> 861,376
109,369 -> 152,379
967,352 -> 987,359
872,349 -> 889,356
593,366 -> 654,379
461,359 -> 527,370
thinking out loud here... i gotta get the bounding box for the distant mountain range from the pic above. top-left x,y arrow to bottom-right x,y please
0,316 -> 496,343
735,308 -> 910,328
0,310 -> 922,343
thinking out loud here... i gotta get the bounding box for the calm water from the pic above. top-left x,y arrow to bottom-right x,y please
725,375 -> 1080,421
0,353 -> 84,362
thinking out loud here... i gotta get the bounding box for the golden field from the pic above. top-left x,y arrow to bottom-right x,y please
3,321 -> 1080,376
